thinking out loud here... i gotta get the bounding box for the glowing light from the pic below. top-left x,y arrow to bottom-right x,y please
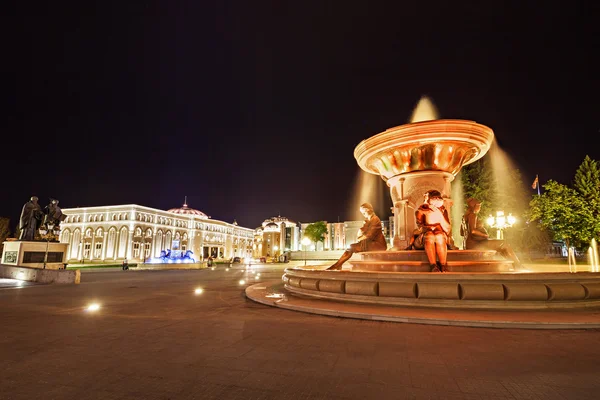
194,288 -> 204,295
17,272 -> 25,280
487,211 -> 516,240
225,268 -> 229,271
239,280 -> 246,285
86,303 -> 101,312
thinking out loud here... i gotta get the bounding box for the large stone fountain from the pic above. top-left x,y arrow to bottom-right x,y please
280,118 -> 600,310
354,118 -> 493,250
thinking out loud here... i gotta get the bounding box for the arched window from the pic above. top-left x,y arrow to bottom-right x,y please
70,229 -> 81,259
154,230 -> 163,257
60,229 -> 70,245
165,231 -> 172,250
106,228 -> 117,259
117,227 -> 128,258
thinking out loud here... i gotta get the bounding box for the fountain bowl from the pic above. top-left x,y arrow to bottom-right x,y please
354,119 -> 494,179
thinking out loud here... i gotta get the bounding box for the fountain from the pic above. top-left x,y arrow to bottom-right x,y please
147,249 -> 196,264
279,110 -> 600,311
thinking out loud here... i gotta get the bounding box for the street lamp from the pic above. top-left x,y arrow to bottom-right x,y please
39,222 -> 61,269
301,237 -> 311,266
486,211 -> 516,240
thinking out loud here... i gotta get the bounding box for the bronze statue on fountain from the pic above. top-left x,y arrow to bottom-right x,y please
327,202 -> 387,270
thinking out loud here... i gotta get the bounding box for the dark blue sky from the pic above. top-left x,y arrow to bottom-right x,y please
4,1 -> 599,231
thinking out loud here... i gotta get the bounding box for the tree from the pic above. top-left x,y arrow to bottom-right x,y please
303,221 -> 328,249
573,155 -> 600,202
528,180 -> 592,252
573,155 -> 600,243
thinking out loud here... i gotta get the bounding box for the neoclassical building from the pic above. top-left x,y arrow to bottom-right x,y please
58,202 -> 254,263
253,216 -> 301,258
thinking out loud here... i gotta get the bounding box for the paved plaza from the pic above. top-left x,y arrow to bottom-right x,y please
2,262 -> 600,399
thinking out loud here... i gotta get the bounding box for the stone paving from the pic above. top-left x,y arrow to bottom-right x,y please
1,263 -> 600,399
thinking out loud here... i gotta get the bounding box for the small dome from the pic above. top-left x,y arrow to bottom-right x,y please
167,202 -> 209,218
264,222 -> 279,232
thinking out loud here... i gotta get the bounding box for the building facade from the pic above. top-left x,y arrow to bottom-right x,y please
253,217 -> 393,256
59,203 -> 254,263
253,216 -> 300,258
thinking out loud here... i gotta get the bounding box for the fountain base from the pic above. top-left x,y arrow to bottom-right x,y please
282,251 -> 600,310
349,250 -> 515,272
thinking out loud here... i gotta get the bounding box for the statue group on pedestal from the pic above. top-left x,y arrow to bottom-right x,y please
327,189 -> 521,272
18,196 -> 66,241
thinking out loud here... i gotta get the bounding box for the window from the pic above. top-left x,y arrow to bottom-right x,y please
84,243 -> 91,258
94,242 -> 102,258
133,242 -> 140,257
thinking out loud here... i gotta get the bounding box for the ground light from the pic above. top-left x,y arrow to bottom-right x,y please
194,288 -> 204,295
86,303 -> 101,312
239,280 -> 246,285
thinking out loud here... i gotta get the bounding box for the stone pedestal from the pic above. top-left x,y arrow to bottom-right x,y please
2,240 -> 68,270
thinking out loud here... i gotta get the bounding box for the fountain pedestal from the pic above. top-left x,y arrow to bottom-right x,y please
387,171 -> 454,249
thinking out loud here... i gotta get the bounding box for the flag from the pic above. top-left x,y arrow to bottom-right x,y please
532,174 -> 539,190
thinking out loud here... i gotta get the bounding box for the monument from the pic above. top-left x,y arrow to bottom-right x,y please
2,196 -> 68,270
280,116 -> 600,310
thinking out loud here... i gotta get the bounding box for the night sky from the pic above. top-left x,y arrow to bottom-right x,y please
4,2 -> 599,231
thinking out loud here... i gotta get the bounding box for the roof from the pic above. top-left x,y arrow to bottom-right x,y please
166,202 -> 209,218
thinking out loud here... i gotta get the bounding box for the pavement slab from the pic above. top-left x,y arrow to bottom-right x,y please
1,264 -> 600,400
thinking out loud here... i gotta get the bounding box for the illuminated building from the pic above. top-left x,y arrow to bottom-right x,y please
253,216 -> 300,258
58,202 -> 254,263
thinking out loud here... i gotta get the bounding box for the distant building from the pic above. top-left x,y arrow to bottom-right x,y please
59,202 -> 254,263
253,216 -> 393,256
253,216 -> 300,258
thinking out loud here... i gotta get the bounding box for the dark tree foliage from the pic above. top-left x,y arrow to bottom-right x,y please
459,154 -> 532,251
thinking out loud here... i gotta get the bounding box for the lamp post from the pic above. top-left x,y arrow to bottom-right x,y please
486,211 -> 516,240
301,237 -> 311,266
39,222 -> 60,269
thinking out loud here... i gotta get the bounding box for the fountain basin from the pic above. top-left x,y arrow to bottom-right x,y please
354,119 -> 494,178
283,267 -> 600,310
